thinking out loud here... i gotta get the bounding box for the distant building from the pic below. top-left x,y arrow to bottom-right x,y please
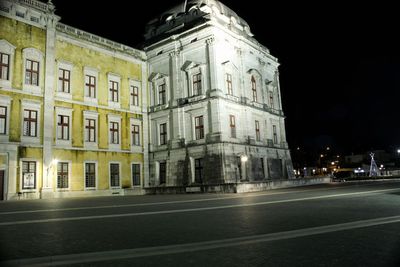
0,0 -> 293,200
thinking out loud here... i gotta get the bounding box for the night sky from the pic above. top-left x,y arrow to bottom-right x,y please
52,0 -> 400,155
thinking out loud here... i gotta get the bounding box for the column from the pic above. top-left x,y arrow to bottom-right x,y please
41,8 -> 59,198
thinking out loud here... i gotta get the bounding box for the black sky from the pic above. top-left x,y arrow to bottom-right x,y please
52,0 -> 400,155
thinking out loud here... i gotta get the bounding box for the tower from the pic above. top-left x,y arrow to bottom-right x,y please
143,0 -> 293,187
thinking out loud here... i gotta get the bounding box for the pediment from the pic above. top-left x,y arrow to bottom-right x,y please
148,72 -> 167,82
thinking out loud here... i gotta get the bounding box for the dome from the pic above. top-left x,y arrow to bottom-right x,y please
144,0 -> 253,43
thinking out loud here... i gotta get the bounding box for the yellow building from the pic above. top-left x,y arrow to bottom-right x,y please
0,0 -> 148,200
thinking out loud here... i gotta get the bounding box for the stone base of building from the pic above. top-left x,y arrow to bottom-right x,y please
6,188 -> 146,200
144,177 -> 332,194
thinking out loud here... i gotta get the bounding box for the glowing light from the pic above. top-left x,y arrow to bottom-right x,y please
331,162 -> 335,165
240,155 -> 248,162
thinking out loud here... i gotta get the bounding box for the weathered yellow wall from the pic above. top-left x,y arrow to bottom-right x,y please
0,16 -> 46,90
0,154 -> 6,166
53,149 -> 143,191
0,90 -> 43,143
55,39 -> 142,109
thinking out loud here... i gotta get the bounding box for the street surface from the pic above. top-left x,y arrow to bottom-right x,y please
1,180 -> 400,266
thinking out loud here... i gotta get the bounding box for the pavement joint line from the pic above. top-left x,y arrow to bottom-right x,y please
0,187 -> 399,226
0,181 -> 397,216
2,214 -> 400,266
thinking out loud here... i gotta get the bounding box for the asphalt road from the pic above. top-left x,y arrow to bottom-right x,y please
1,181 -> 400,266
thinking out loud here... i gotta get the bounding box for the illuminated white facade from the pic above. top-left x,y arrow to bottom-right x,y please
144,0 -> 293,187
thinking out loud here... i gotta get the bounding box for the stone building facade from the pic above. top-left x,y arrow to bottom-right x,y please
0,0 -> 292,200
144,0 -> 293,187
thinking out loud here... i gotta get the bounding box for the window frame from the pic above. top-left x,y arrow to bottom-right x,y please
57,161 -> 71,190
192,73 -> 202,96
131,162 -> 142,187
159,123 -> 167,146
0,52 -> 10,81
0,39 -> 16,88
20,159 -> 37,192
108,115 -> 121,150
84,67 -> 98,104
109,162 -> 121,189
22,48 -> 43,94
230,115 -> 236,138
84,161 -> 97,190
108,73 -> 121,109
83,111 -> 98,149
194,115 -> 204,140
255,120 -> 260,141
21,100 -> 41,144
251,75 -> 257,102
194,158 -> 204,184
226,73 -> 233,95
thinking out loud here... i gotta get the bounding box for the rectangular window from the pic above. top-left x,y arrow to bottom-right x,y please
229,115 -> 236,138
269,92 -> 274,109
85,118 -> 96,142
110,121 -> 119,144
57,115 -> 69,140
132,164 -> 141,186
23,109 -> 37,137
251,76 -> 257,102
273,125 -> 278,144
0,53 -> 10,80
195,158 -> 204,184
85,163 -> 96,188
132,124 -> 140,146
0,106 -> 6,134
195,116 -> 204,140
58,68 -> 70,93
109,81 -> 119,102
85,75 -> 96,98
131,86 -> 139,106
160,123 -> 167,145
159,162 -> 166,184
22,161 -> 36,190
110,163 -> 120,187
260,158 -> 265,178
193,73 -> 202,96
226,73 -> 233,95
255,120 -> 260,141
25,59 -> 39,86
158,84 -> 166,105
57,162 -> 69,189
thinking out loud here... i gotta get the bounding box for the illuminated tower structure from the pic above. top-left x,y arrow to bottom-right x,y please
144,0 -> 293,187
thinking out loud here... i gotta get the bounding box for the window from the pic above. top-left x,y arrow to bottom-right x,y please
85,118 -> 96,142
57,115 -> 69,140
131,85 -> 139,106
195,116 -> 204,140
0,106 -> 6,134
159,162 -> 166,184
160,123 -> 167,145
85,162 -> 96,189
25,59 -> 39,86
251,75 -> 257,102
58,68 -> 70,93
22,161 -> 36,190
0,52 -> 9,80
110,163 -> 120,188
269,91 -> 274,109
273,125 -> 278,144
110,121 -> 119,144
193,73 -> 202,96
85,75 -> 96,98
23,109 -> 37,137
260,158 -> 265,178
226,73 -> 233,95
195,158 -> 204,184
132,124 -> 140,146
255,120 -> 260,141
229,115 -> 236,138
109,80 -> 119,102
158,83 -> 166,105
132,163 -> 141,186
57,162 -> 69,189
